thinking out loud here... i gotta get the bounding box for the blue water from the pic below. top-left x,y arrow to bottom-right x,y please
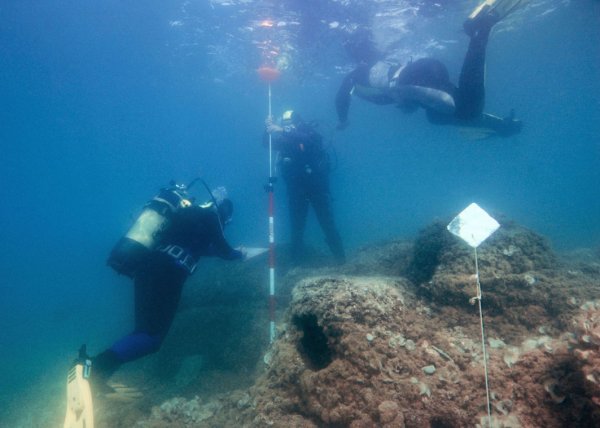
1,0 -> 598,420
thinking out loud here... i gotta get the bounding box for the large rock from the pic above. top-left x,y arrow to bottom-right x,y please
409,220 -> 598,340
137,274 -> 598,427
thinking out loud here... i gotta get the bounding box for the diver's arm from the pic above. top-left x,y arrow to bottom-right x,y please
263,117 -> 285,150
208,213 -> 243,260
392,85 -> 456,115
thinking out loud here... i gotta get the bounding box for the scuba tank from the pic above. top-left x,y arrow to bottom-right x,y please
107,183 -> 191,277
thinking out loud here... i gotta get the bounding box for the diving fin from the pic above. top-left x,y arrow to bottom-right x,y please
64,346 -> 94,428
469,0 -> 522,21
459,110 -> 523,139
465,0 -> 523,34
481,111 -> 523,137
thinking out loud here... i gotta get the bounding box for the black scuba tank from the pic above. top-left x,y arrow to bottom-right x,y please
107,184 -> 191,277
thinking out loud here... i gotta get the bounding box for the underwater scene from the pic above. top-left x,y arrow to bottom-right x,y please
1,0 -> 599,426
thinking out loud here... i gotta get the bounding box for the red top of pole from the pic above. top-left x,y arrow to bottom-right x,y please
257,66 -> 281,83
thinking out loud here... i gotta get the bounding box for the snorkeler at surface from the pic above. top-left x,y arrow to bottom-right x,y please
335,0 -> 523,138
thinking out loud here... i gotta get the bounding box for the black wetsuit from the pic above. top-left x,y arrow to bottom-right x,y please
270,122 -> 345,264
336,19 -> 521,136
94,205 -> 242,379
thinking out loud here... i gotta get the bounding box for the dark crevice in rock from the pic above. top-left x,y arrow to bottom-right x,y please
293,314 -> 333,370
430,416 -> 459,428
407,221 -> 453,286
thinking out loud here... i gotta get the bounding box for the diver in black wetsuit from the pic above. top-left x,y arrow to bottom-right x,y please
335,6 -> 523,137
91,189 -> 244,387
265,110 -> 346,265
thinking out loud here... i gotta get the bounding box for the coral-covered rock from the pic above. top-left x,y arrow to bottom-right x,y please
572,301 -> 600,409
345,239 -> 413,277
197,276 -> 517,427
410,221 -> 597,340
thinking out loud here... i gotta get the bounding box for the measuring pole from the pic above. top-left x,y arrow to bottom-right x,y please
267,82 -> 276,343
258,66 -> 280,343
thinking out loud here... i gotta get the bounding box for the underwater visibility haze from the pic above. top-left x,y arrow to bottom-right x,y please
0,0 -> 599,426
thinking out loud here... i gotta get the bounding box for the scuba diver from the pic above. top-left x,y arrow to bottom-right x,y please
88,183 -> 245,391
335,0 -> 524,138
265,110 -> 346,265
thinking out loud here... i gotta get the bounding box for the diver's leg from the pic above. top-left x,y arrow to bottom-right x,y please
107,258 -> 186,365
90,258 -> 185,392
456,18 -> 494,120
310,177 -> 346,265
287,181 -> 309,263
91,349 -> 121,386
457,0 -> 523,120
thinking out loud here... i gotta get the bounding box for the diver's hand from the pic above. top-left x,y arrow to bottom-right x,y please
265,116 -> 283,134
